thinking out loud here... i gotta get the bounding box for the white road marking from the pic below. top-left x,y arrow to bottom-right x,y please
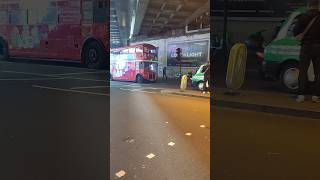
119,88 -> 134,91
70,86 -> 109,90
57,77 -> 106,82
0,77 -> 65,81
267,152 -> 281,156
168,142 -> 175,146
128,139 -> 135,143
135,90 -> 156,94
200,125 -> 206,128
2,70 -> 59,77
185,133 -> 192,136
1,70 -> 106,82
115,170 -> 126,178
146,153 -> 156,159
123,84 -> 142,87
32,85 -> 109,96
1,59 -> 95,70
52,71 -> 106,76
165,122 -> 169,124
146,87 -> 164,90
119,88 -> 156,94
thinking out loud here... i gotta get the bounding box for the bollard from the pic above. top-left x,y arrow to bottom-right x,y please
180,75 -> 188,91
226,43 -> 247,91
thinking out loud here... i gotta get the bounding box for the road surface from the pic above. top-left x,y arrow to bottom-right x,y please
110,81 -> 210,180
212,106 -> 320,180
1,60 -> 109,180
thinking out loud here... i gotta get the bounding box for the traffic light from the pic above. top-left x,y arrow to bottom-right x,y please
176,48 -> 182,60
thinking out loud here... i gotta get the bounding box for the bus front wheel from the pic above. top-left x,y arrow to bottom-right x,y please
136,74 -> 144,83
0,38 -> 9,61
84,41 -> 105,69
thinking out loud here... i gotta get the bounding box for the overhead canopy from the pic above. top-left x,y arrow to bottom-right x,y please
110,0 -> 209,48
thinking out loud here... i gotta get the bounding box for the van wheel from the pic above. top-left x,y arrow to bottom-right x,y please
0,38 -> 9,61
197,81 -> 205,91
84,41 -> 105,69
136,74 -> 144,83
280,63 -> 299,93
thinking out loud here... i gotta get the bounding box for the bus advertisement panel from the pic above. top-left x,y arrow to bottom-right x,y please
0,0 -> 109,69
110,44 -> 158,83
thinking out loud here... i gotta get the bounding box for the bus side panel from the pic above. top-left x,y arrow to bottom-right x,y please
53,24 -> 82,60
6,24 -> 80,61
127,61 -> 136,81
1,0 -> 108,62
111,61 -> 128,81
7,25 -> 50,59
111,61 -> 137,81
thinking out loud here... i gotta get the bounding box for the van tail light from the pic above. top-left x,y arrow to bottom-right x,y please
256,52 -> 264,61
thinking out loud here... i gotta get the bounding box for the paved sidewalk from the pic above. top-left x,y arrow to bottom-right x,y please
161,88 -> 210,99
213,88 -> 320,113
160,86 -> 320,119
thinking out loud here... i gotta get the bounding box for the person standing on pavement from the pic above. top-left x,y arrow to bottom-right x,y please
294,0 -> 320,103
203,63 -> 210,94
163,66 -> 167,80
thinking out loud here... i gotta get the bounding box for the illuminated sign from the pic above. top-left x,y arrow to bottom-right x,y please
167,40 -> 209,67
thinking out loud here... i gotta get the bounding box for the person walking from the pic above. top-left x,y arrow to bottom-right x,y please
162,66 -> 167,80
294,0 -> 320,103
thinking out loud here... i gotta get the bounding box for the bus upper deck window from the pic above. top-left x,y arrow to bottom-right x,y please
128,48 -> 135,53
136,47 -> 143,53
144,47 -> 150,53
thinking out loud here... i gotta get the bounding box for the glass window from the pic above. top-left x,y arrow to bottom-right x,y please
144,62 -> 158,72
10,10 -> 27,25
144,47 -> 150,53
136,47 -> 143,53
28,9 -> 38,25
128,48 -> 135,53
40,8 -> 58,24
93,0 -> 107,23
287,16 -> 299,38
82,1 -> 93,24
150,49 -> 157,54
120,49 -> 129,54
139,62 -> 144,69
0,10 -> 8,25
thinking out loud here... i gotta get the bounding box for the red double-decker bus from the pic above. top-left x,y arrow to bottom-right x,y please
0,0 -> 108,69
110,43 -> 158,83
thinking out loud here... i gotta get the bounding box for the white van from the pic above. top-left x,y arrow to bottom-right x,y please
262,7 -> 315,92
